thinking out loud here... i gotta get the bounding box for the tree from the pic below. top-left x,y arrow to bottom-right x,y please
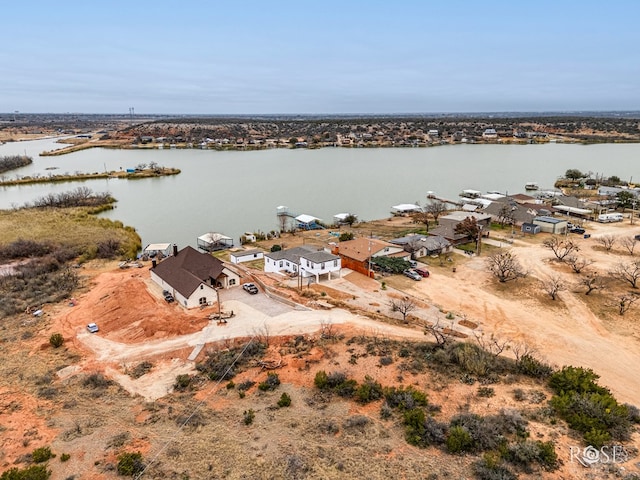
565,168 -> 584,180
620,236 -> 638,256
425,200 -> 448,224
617,294 -> 639,315
49,333 -> 64,348
543,275 -> 566,300
616,191 -> 635,210
610,261 -> 640,288
339,232 -> 354,242
423,318 -> 454,347
565,256 -> 594,274
543,236 -> 580,262
454,216 -> 480,240
410,211 -> 430,231
596,234 -> 617,252
390,296 -> 417,323
496,203 -> 515,227
486,251 -> 527,282
579,273 -> 606,295
344,214 -> 357,227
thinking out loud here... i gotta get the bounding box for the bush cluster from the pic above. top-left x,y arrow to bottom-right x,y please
0,465 -> 50,480
0,155 -> 32,174
258,373 -> 281,391
549,366 -> 632,447
314,371 -> 383,403
196,342 -> 265,381
116,452 -> 145,476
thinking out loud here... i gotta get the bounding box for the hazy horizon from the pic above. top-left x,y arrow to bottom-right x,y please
3,1 -> 639,115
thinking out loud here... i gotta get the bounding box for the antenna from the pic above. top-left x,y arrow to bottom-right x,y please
129,107 -> 135,119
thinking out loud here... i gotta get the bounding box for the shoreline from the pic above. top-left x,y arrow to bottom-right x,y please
0,167 -> 180,187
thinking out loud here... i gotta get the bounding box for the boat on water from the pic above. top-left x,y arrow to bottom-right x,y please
525,182 -> 539,191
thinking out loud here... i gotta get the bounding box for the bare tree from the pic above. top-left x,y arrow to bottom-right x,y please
596,234 -> 617,252
620,236 -> 638,256
425,200 -> 448,224
616,293 -> 639,316
579,273 -> 606,295
486,251 -> 527,282
252,323 -> 271,347
423,318 -> 454,347
496,203 -> 516,227
473,332 -> 510,356
542,275 -> 566,300
610,261 -> 640,288
389,296 -> 417,323
543,236 -> 580,262
320,320 -> 338,340
511,342 -> 537,362
565,255 -> 594,274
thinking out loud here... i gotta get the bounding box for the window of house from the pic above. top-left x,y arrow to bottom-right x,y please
333,260 -> 338,267
307,260 -> 310,267
229,279 -> 236,285
199,297 -> 207,305
321,263 -> 325,270
279,260 -> 283,267
200,284 -> 204,290
253,254 -> 257,258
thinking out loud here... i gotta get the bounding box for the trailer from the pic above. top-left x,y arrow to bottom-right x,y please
597,213 -> 624,223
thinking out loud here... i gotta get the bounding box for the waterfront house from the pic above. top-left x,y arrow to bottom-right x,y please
264,246 -> 341,282
332,237 -> 408,277
389,234 -> 451,258
150,246 -> 240,309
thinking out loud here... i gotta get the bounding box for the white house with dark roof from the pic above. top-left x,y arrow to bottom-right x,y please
264,246 -> 341,282
150,246 -> 240,309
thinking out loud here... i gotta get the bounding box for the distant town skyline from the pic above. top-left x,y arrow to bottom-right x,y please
3,0 -> 639,114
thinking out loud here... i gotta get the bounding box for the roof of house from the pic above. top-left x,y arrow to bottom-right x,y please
429,225 -> 468,242
295,214 -> 320,224
441,211 -> 492,222
335,237 -> 399,262
509,193 -> 536,203
534,216 -> 566,224
152,246 -> 224,298
266,246 -> 338,264
392,204 -> 422,212
144,243 -> 172,252
198,232 -> 232,243
230,249 -> 264,258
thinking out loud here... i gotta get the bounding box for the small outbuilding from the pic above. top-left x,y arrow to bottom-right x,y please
143,243 -> 173,258
521,223 -> 541,234
533,216 -> 568,234
230,249 -> 264,265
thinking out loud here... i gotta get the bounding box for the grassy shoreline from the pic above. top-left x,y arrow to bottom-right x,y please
0,167 -> 180,187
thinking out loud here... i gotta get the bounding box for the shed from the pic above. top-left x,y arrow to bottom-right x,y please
197,233 -> 234,252
521,223 -> 541,234
391,204 -> 422,215
230,249 -> 264,264
533,216 -> 568,234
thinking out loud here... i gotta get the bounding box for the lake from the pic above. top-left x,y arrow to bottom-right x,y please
1,138 -> 639,249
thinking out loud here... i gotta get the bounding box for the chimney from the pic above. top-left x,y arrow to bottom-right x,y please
173,244 -> 178,256
152,260 -> 157,268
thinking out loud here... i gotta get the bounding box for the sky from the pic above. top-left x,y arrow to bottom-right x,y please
1,0 -> 639,114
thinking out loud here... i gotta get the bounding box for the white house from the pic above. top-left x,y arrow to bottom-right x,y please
151,246 -> 240,309
230,249 -> 264,264
264,246 -> 341,282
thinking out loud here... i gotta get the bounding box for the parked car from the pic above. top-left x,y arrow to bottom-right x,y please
570,227 -> 586,234
634,234 -> 640,241
164,293 -> 175,303
86,323 -> 99,333
403,269 -> 422,281
415,268 -> 430,278
243,283 -> 259,294
408,260 -> 418,268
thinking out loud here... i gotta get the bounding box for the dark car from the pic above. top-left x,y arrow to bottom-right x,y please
243,283 -> 259,294
570,227 -> 586,234
415,268 -> 430,278
164,293 -> 175,303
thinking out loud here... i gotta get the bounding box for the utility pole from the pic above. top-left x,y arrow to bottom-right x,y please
477,225 -> 483,256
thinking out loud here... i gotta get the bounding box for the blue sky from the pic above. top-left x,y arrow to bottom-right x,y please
2,0 -> 638,114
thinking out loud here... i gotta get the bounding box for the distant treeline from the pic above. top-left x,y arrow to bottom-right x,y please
26,187 -> 114,208
0,155 -> 32,174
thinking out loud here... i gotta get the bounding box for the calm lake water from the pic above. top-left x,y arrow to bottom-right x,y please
1,138 -> 639,249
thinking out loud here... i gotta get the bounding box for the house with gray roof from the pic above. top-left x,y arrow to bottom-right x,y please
389,234 -> 451,258
264,246 -> 341,282
150,246 -> 240,309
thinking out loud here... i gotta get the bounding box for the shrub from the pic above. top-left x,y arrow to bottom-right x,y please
517,354 -> 553,378
174,374 -> 191,391
446,425 -> 474,453
60,453 -> 71,462
379,356 -> 393,366
473,455 -> 517,480
383,386 -> 429,411
237,380 -> 255,392
343,415 -> 370,430
226,381 -> 235,389
477,386 -> 495,398
0,465 -> 51,480
32,446 -> 54,463
116,452 -> 145,476
129,361 -> 153,379
277,392 -> 292,408
334,379 -> 358,398
314,370 -> 329,389
403,409 -> 447,448
243,409 -> 255,425
506,440 -> 558,472
354,376 -> 383,404
49,333 -> 64,348
258,373 -> 281,391
83,373 -> 111,389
